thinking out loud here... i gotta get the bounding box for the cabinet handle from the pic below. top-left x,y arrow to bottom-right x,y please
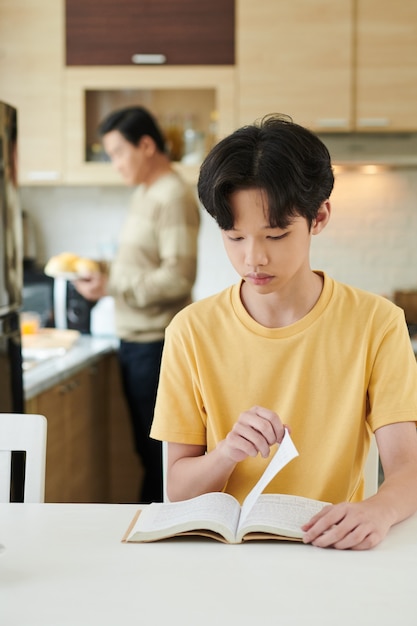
27,170 -> 60,182
131,53 -> 166,65
357,118 -> 390,128
315,118 -> 349,129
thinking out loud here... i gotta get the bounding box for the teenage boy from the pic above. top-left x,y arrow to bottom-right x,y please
150,114 -> 417,549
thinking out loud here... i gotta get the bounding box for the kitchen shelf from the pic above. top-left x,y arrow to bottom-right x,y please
64,66 -> 236,185
85,88 -> 216,164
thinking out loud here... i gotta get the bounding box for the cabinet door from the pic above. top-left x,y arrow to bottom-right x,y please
43,366 -> 107,503
237,0 -> 353,131
65,0 -> 235,65
87,360 -> 109,503
0,0 -> 64,184
65,369 -> 95,503
27,380 -> 72,503
356,0 -> 417,131
26,366 -> 107,503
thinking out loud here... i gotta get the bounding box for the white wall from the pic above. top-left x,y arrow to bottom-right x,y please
21,166 -> 417,301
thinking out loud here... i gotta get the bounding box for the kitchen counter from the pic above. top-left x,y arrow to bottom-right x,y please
23,335 -> 119,399
23,334 -> 141,504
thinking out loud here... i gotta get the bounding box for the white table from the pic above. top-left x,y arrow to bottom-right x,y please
1,503 -> 416,626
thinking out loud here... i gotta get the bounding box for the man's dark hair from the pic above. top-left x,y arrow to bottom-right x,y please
197,114 -> 334,230
98,106 -> 166,153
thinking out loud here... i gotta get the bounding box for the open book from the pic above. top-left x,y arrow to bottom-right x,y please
122,430 -> 329,544
122,491 -> 329,544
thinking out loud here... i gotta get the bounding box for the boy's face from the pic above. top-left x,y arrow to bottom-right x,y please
221,188 -> 327,295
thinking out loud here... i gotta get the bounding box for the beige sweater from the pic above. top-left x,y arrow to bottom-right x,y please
108,170 -> 200,342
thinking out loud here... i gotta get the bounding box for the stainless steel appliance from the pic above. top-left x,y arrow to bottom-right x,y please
0,101 -> 25,500
22,274 -> 102,335
22,210 -> 38,266
21,205 -> 55,327
22,274 -> 54,328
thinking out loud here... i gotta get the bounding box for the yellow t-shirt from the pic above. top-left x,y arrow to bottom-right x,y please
151,272 -> 417,504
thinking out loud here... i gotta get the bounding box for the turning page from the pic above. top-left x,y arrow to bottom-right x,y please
240,428 -> 299,525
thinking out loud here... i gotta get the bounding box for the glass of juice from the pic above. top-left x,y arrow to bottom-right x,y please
20,311 -> 41,335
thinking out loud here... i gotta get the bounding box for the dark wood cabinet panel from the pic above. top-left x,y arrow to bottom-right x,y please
65,0 -> 235,65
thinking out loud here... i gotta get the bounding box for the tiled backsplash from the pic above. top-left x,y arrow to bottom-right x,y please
21,167 -> 417,301
310,167 -> 417,298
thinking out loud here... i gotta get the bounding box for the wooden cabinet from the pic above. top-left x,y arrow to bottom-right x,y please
63,0 -> 236,184
65,0 -> 235,66
63,66 -> 236,185
237,0 -> 417,133
25,353 -> 141,503
237,0 -> 353,131
0,1 -> 234,187
0,0 -> 64,184
356,0 -> 417,131
4,0 -> 416,190
26,365 -> 104,502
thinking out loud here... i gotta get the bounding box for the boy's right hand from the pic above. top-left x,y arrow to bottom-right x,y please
218,406 -> 286,463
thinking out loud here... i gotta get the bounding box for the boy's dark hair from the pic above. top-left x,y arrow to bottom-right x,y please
98,106 -> 166,153
197,114 -> 334,230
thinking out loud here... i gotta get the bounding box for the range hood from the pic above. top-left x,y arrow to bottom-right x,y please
318,132 -> 417,167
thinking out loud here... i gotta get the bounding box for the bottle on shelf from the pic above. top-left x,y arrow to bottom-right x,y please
206,110 -> 219,153
181,115 -> 206,165
86,142 -> 109,162
162,115 -> 184,162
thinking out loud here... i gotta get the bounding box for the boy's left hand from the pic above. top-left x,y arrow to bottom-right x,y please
302,501 -> 391,550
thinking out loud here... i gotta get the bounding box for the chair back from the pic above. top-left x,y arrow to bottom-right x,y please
364,435 -> 379,498
162,440 -> 170,502
0,413 -> 47,503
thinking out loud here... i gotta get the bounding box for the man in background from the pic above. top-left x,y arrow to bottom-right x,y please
75,106 -> 200,503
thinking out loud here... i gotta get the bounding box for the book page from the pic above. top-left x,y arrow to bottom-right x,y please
128,492 -> 241,541
237,493 -> 329,540
239,429 -> 299,525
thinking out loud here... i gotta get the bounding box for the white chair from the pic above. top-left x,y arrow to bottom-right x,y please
162,440 -> 170,502
0,413 -> 47,503
364,435 -> 379,498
